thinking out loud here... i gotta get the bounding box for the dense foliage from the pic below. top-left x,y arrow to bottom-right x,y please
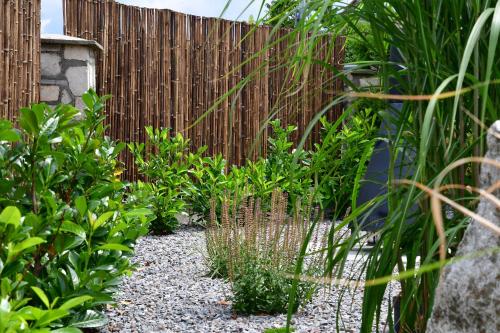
265,120 -> 311,205
179,96 -> 379,317
313,107 -> 379,217
256,0 -> 500,332
189,154 -> 230,225
231,255 -> 310,315
0,91 -> 153,331
266,0 -> 338,29
132,119 -> 315,231
343,21 -> 379,63
129,127 -> 204,234
132,105 -> 377,232
266,0 -> 380,63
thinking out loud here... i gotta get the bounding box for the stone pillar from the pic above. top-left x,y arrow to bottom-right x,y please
427,120 -> 500,333
344,65 -> 379,107
40,34 -> 102,109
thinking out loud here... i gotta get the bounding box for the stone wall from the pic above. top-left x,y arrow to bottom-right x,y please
40,34 -> 102,108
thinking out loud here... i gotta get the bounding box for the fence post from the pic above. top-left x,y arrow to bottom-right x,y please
0,0 -> 41,120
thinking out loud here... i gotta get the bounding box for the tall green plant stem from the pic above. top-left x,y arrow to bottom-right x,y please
31,137 -> 39,214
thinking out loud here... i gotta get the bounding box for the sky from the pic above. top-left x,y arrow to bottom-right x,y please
41,0 -> 269,34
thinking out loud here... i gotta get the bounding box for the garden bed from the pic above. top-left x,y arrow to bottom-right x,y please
100,223 -> 398,333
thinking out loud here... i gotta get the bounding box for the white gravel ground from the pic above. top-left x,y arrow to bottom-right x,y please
99,224 -> 399,333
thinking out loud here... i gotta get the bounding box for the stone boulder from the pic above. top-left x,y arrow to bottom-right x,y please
427,121 -> 500,333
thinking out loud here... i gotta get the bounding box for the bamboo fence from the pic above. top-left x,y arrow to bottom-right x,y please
0,0 -> 41,120
63,0 -> 345,179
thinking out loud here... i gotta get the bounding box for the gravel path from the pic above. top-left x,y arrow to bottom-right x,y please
100,225 -> 398,333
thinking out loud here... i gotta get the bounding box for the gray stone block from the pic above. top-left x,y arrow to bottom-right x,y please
66,66 -> 91,96
427,120 -> 500,333
359,77 -> 380,88
61,89 -> 73,104
41,53 -> 61,77
40,85 -> 60,102
64,45 -> 90,61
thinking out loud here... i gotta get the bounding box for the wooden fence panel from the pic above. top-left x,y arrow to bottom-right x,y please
0,0 -> 41,120
63,0 -> 344,179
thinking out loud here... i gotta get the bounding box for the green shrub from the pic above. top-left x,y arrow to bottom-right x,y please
266,120 -> 311,205
343,21 -> 380,63
312,107 -> 379,217
0,90 -> 153,331
266,120 -> 297,177
0,206 -> 96,332
184,109 -> 378,228
244,159 -> 280,201
189,154 -> 228,224
129,128 -> 204,233
206,190 -> 322,315
232,255 -> 310,315
188,120 -> 311,225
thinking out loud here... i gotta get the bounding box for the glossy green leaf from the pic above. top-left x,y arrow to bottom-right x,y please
38,308 -> 69,326
12,237 -> 46,254
70,310 -> 108,328
17,305 -> 45,320
0,128 -> 20,142
75,196 -> 87,217
92,211 -> 115,230
40,116 -> 59,137
31,287 -> 50,309
95,243 -> 132,252
122,208 -> 153,218
60,221 -> 86,239
67,265 -> 80,287
0,206 -> 21,226
19,108 -> 39,134
59,296 -> 93,311
81,93 -> 94,110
